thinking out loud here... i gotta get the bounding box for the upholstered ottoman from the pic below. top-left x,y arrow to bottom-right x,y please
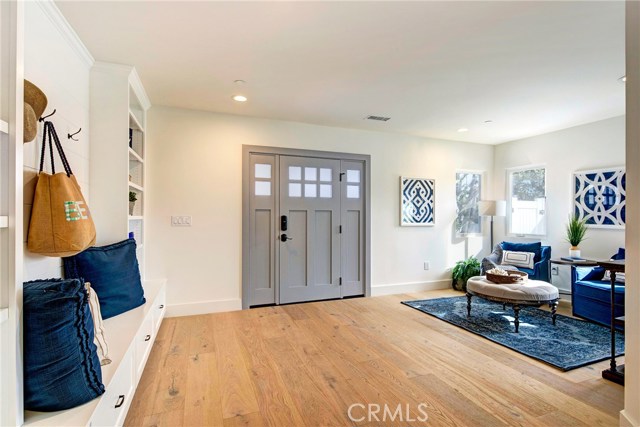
466,276 -> 560,333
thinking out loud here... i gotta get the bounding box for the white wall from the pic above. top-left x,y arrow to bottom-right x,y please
493,116 -> 625,293
23,2 -> 92,280
146,106 -> 494,316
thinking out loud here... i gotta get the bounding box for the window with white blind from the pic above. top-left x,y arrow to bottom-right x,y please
508,167 -> 547,236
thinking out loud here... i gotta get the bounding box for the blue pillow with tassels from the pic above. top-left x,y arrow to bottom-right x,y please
23,278 -> 104,411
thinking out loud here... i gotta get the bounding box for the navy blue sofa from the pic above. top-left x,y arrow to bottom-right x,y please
571,248 -> 625,329
481,241 -> 552,282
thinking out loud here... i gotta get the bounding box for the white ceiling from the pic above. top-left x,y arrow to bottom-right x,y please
56,1 -> 625,145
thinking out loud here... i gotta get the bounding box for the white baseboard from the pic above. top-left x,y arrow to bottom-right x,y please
371,280 -> 451,296
621,410 -> 639,427
166,298 -> 242,317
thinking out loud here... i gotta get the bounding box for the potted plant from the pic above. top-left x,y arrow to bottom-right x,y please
451,257 -> 481,292
566,214 -> 588,257
129,191 -> 137,216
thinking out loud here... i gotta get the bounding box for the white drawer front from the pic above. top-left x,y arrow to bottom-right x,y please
153,287 -> 166,332
90,350 -> 134,427
135,314 -> 153,378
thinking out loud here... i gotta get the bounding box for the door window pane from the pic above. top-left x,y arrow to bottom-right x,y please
347,185 -> 360,199
289,183 -> 302,197
509,168 -> 546,235
255,164 -> 271,179
455,172 -> 482,235
319,168 -> 332,182
305,167 -> 317,181
305,183 -> 317,198
319,184 -> 332,198
289,166 -> 302,181
255,181 -> 271,196
347,170 -> 360,183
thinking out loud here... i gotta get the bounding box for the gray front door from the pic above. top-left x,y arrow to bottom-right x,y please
279,156 -> 342,304
245,148 -> 367,307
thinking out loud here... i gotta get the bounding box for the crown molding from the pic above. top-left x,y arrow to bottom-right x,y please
34,0 -> 94,67
129,67 -> 151,111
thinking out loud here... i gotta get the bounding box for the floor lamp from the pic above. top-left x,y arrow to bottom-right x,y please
478,200 -> 507,250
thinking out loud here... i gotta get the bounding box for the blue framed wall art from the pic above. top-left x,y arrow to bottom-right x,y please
574,167 -> 625,229
400,177 -> 435,226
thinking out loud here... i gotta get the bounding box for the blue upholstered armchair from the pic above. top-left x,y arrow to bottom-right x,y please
481,241 -> 552,282
571,248 -> 625,329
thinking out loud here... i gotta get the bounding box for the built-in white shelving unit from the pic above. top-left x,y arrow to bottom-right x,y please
1,2 -> 25,425
89,62 -> 150,276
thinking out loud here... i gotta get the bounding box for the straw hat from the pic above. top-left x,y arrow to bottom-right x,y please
23,80 -> 47,143
24,103 -> 37,143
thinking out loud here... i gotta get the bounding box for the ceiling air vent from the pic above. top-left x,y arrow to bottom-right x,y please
365,115 -> 391,122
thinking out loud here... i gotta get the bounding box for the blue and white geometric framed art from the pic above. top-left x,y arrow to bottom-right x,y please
400,177 -> 435,226
574,167 -> 625,229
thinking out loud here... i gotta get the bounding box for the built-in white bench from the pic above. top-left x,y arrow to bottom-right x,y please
24,279 -> 167,427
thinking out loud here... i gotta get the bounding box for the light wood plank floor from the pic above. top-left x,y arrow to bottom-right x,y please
124,290 -> 623,427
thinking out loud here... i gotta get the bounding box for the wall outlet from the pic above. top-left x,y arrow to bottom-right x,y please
423,261 -> 430,271
551,266 -> 559,276
171,216 -> 192,226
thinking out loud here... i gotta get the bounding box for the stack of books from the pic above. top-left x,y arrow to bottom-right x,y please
560,256 -> 588,262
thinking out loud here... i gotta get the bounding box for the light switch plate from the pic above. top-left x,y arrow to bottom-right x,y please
171,216 -> 192,226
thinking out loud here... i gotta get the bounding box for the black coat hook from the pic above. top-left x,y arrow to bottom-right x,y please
38,109 -> 56,122
68,128 -> 82,141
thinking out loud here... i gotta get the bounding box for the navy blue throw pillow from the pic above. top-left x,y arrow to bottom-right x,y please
64,238 -> 145,319
23,278 -> 105,411
501,241 -> 542,263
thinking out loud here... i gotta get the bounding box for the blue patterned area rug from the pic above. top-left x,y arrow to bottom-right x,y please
402,296 -> 624,371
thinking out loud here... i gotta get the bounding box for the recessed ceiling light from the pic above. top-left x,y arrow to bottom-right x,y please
232,95 -> 247,102
484,120 -> 493,124
619,76 -> 627,83
457,128 -> 469,133
234,79 -> 246,85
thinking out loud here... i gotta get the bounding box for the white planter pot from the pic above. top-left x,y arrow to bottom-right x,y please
129,201 -> 135,216
569,247 -> 581,258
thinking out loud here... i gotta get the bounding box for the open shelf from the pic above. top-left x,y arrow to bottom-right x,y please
128,110 -> 143,132
128,215 -> 143,221
0,119 -> 8,134
128,147 -> 143,163
128,182 -> 144,192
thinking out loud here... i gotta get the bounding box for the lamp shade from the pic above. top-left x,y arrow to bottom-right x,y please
478,200 -> 507,217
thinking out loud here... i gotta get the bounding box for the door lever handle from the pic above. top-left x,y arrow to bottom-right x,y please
280,234 -> 293,242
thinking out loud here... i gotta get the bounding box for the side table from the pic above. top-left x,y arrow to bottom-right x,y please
549,258 -> 598,296
598,259 -> 625,385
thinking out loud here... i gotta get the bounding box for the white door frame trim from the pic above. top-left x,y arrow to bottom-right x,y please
241,145 -> 371,309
